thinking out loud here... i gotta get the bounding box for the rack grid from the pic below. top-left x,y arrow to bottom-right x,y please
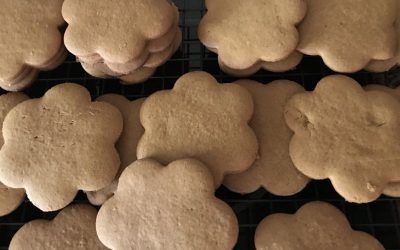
0,1 -> 399,249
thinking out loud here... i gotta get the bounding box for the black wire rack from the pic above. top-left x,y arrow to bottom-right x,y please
1,1 -> 400,249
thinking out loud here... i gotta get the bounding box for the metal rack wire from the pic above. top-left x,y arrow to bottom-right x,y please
1,0 -> 400,249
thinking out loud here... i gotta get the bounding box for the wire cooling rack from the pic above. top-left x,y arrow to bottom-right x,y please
1,1 -> 400,249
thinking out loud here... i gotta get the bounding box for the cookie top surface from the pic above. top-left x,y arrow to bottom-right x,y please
63,0 -> 176,63
298,0 -> 397,72
285,75 -> 400,203
0,0 -> 64,80
198,0 -> 306,69
137,71 -> 258,186
224,80 -> 309,195
96,158 -> 238,250
255,201 -> 384,250
0,83 -> 123,211
9,204 -> 107,250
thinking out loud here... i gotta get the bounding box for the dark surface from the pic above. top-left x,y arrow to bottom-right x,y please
1,1 -> 400,249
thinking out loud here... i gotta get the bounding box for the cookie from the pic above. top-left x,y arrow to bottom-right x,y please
96,158 -> 238,250
285,75 -> 400,203
86,95 -> 144,206
364,84 -> 400,197
78,5 -> 179,68
219,52 -> 303,77
255,201 -> 384,250
198,0 -> 306,69
137,71 -> 258,186
0,0 -> 65,90
9,204 -> 107,250
224,80 -> 309,195
298,0 -> 398,73
63,0 -> 177,63
0,93 -> 29,216
0,83 -> 123,211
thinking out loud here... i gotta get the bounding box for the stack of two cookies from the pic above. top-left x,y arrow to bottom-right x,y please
62,0 -> 181,84
198,0 -> 306,77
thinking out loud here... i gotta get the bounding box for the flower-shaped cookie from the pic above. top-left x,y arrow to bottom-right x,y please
198,0 -> 306,69
63,0 -> 177,63
255,201 -> 384,250
10,204 -> 107,250
285,75 -> 400,203
298,0 -> 398,72
137,71 -> 258,186
97,159 -> 238,250
0,0 -> 65,88
0,83 -> 123,211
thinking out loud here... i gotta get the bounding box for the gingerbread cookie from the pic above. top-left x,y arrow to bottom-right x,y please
9,204 -> 107,250
0,93 -> 29,216
285,75 -> 400,203
63,0 -> 177,63
198,0 -> 306,70
364,84 -> 400,197
298,0 -> 398,73
0,83 -> 123,211
224,80 -> 309,195
137,71 -> 258,186
86,94 -> 144,205
96,158 -> 238,250
0,0 -> 65,91
255,201 -> 384,250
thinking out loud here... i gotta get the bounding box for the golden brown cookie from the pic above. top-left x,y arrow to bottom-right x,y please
285,75 -> 400,203
137,71 -> 258,186
86,95 -> 144,206
96,158 -> 238,250
9,204 -> 107,250
298,0 -> 398,73
198,0 -> 306,69
0,83 -> 123,211
0,0 -> 65,90
0,93 -> 29,216
255,201 -> 384,250
63,0 -> 177,63
224,80 -> 309,195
